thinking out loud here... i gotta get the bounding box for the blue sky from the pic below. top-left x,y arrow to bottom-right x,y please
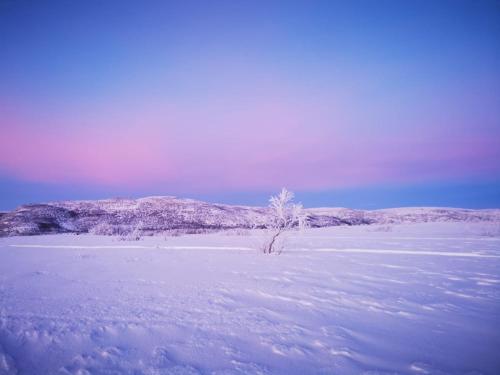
1,0 -> 499,210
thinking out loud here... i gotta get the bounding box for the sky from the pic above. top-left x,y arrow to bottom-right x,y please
1,0 -> 499,210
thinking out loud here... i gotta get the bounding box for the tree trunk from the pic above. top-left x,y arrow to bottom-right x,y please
266,228 -> 282,254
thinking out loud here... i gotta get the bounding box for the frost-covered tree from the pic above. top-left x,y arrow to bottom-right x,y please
264,188 -> 308,254
126,221 -> 144,241
89,222 -> 118,236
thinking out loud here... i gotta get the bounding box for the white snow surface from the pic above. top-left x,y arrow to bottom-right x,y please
0,222 -> 499,375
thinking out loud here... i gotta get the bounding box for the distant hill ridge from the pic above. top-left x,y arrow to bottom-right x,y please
1,196 -> 499,237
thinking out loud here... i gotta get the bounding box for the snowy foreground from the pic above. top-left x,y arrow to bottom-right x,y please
1,223 -> 499,375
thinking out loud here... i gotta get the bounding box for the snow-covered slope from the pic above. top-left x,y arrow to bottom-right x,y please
368,207 -> 500,224
0,197 -> 268,237
1,196 -> 499,237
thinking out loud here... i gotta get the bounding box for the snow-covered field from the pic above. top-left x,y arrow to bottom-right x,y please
1,223 -> 499,375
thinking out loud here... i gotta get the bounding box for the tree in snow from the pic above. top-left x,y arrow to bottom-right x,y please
131,221 -> 144,241
263,188 -> 308,254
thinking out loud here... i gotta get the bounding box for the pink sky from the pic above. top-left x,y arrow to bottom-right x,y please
1,0 -> 499,204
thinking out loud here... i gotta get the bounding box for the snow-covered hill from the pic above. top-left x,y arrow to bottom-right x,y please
1,196 -> 499,237
0,197 -> 268,237
310,206 -> 500,225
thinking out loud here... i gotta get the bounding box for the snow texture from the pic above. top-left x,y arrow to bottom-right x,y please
0,222 -> 499,374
